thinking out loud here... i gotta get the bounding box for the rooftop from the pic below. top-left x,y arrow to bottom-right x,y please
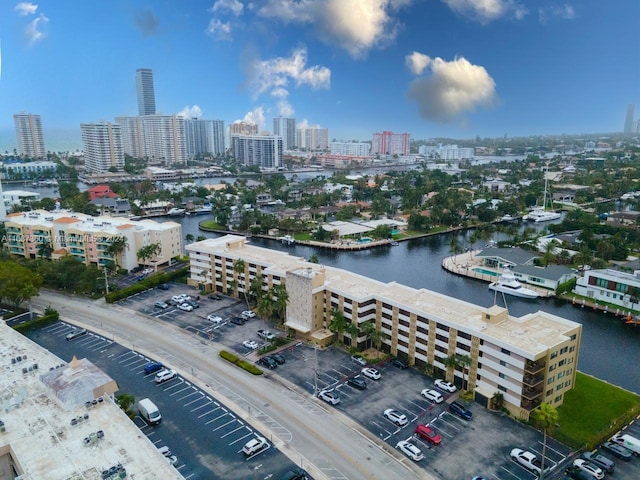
0,322 -> 181,480
189,235 -> 580,358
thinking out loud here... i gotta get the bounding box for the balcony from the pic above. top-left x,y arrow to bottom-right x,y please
523,373 -> 545,387
521,383 -> 544,400
524,359 -> 546,375
521,397 -> 542,411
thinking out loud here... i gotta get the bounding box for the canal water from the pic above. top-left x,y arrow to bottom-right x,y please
170,214 -> 640,395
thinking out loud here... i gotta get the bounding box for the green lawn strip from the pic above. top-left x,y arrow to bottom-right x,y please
555,372 -> 640,449
200,220 -> 221,230
293,232 -> 312,241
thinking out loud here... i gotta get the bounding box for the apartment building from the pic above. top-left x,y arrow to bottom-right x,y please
273,117 -> 296,150
81,122 -> 125,173
136,68 -> 156,116
296,127 -> 329,151
4,210 -> 182,271
371,131 -> 410,156
115,115 -> 186,164
229,121 -> 258,136
575,268 -> 640,312
330,142 -> 371,157
230,134 -> 282,169
187,235 -> 582,419
0,322 -> 181,479
184,118 -> 225,157
13,113 -> 47,159
419,144 -> 475,160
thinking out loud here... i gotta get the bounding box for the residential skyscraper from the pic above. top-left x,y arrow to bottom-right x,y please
330,142 -> 370,157
115,115 -> 186,164
81,122 -> 124,173
184,118 -> 225,157
13,113 -> 46,159
371,131 -> 410,156
136,68 -> 156,116
296,127 -> 329,150
115,116 -> 145,158
231,134 -> 282,169
229,121 -> 258,136
624,104 -> 635,134
272,117 -> 296,150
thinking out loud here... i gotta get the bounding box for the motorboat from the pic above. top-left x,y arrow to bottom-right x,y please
523,208 -> 561,223
186,203 -> 213,215
489,268 -> 540,299
166,207 -> 185,216
500,214 -> 516,222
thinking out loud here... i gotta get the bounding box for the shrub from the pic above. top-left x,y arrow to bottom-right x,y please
12,310 -> 60,333
219,350 -> 263,376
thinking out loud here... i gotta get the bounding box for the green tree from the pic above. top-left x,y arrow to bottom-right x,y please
136,242 -> 161,266
309,254 -> 319,264
272,284 -> 289,324
115,393 -> 136,418
328,308 -> 349,344
233,258 -> 249,308
443,354 -> 459,384
185,233 -> 194,244
0,262 -> 43,308
37,239 -> 53,259
106,236 -> 129,267
530,403 -> 559,479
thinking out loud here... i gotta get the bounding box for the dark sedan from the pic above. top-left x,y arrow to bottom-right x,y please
448,401 -> 473,420
582,451 -> 614,472
346,377 -> 367,390
601,441 -> 633,460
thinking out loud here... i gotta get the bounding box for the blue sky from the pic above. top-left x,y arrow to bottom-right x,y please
0,0 -> 638,148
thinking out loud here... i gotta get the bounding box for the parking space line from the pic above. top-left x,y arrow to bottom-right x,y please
117,352 -> 140,364
499,466 -> 524,480
536,441 -> 565,460
196,407 -> 219,419
167,384 -> 191,396
437,412 -> 462,431
212,418 -> 237,432
43,323 -> 66,332
229,430 -> 253,446
190,401 -> 212,413
205,412 -> 229,425
220,424 -> 245,439
113,351 -> 137,361
183,394 -> 206,407
175,390 -> 200,402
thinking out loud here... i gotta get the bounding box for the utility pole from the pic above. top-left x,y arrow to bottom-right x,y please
313,342 -> 318,397
104,267 -> 109,295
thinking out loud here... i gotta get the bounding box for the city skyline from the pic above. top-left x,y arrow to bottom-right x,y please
0,1 -> 638,148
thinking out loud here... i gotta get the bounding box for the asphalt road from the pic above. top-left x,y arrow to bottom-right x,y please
32,290 -> 428,480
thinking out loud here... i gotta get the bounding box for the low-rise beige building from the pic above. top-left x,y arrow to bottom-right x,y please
187,235 -> 582,419
4,210 -> 182,271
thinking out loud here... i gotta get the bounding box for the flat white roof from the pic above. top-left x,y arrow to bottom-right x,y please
321,221 -> 373,236
0,322 -> 181,479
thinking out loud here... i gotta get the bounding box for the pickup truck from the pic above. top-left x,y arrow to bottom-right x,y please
510,448 -> 548,474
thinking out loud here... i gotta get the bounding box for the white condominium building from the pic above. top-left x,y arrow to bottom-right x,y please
115,115 -> 186,164
115,116 -> 145,159
330,142 -> 371,157
184,118 -> 225,157
81,122 -> 124,174
4,209 -> 182,271
371,131 -> 410,156
231,134 -> 283,169
419,144 -> 475,160
272,117 -> 296,150
13,113 -> 47,159
229,121 -> 258,136
187,235 -> 582,419
296,127 -> 329,150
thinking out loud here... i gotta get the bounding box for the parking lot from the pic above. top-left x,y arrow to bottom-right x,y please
26,320 -> 304,480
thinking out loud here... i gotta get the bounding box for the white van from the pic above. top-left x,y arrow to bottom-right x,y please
138,398 -> 161,425
612,433 -> 640,454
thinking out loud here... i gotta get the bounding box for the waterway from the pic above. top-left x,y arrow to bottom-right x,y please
165,214 -> 640,395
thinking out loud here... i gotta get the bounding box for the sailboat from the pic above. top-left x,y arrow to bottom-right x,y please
524,173 -> 561,222
489,267 -> 540,299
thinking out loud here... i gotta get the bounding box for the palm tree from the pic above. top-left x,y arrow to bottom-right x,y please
272,284 -> 289,324
233,258 -> 249,307
248,277 -> 263,306
448,237 -> 463,265
491,391 -> 505,411
107,236 -> 129,267
530,403 -> 559,480
368,327 -> 386,358
360,322 -> 376,350
329,308 -> 349,344
37,239 -> 53,259
185,233 -> 194,244
456,354 -> 472,390
443,354 -> 458,383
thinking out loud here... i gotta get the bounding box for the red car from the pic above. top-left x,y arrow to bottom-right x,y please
415,424 -> 442,445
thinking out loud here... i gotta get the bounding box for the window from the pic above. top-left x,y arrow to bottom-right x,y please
499,372 -> 505,379
546,389 -> 553,396
550,351 -> 558,359
560,346 -> 568,354
547,377 -> 554,384
558,359 -> 565,367
554,395 -> 563,403
549,364 -> 556,372
501,348 -> 511,356
556,384 -> 563,391
459,331 -> 472,340
565,380 -> 571,387
437,323 -> 450,332
435,333 -> 448,343
569,346 -> 575,353
497,385 -> 507,392
499,360 -> 506,367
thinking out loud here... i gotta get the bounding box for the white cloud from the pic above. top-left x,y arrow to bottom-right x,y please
406,54 -> 497,123
277,99 -> 294,116
205,18 -> 232,40
297,119 -> 321,129
256,0 -> 412,58
210,0 -> 244,16
177,105 -> 203,119
15,2 -> 37,16
405,51 -> 431,75
250,47 -> 330,98
270,87 -> 289,98
442,0 -> 527,24
242,107 -> 265,129
539,4 -> 575,22
25,14 -> 48,45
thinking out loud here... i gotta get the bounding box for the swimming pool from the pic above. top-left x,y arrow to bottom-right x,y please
357,237 -> 372,244
472,268 -> 499,277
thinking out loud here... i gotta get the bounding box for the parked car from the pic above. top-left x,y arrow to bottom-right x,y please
318,389 -> 340,405
351,354 -> 367,366
208,293 -> 221,300
573,459 -> 605,479
449,401 -> 473,420
347,376 -> 367,390
157,283 -> 170,290
242,340 -> 259,350
390,357 -> 409,369
158,445 -> 172,457
361,367 -> 381,380
269,353 -> 286,365
66,328 -> 87,340
434,379 -> 457,393
396,440 -> 424,461
144,361 -> 164,375
242,437 -> 268,456
611,433 -> 640,454
601,441 -> 633,460
279,467 -> 309,480
581,451 -> 614,473
231,316 -> 246,325
185,299 -> 199,309
241,310 -> 256,318
383,408 -> 408,426
421,389 -> 443,403
177,303 -> 193,312
155,369 -> 177,384
414,424 -> 442,445
510,448 -> 547,475
207,314 -> 223,324
257,356 -> 278,369
565,466 -> 596,480
154,301 -> 169,309
172,294 -> 191,303
257,329 -> 276,341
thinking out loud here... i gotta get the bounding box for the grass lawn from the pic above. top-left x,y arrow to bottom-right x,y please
555,372 -> 640,448
200,220 -> 221,230
294,232 -> 312,241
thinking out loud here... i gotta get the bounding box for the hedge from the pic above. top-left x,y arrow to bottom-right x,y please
219,350 -> 263,375
12,310 -> 60,333
105,267 -> 188,303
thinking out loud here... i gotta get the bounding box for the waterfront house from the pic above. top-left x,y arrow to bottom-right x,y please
574,268 -> 640,312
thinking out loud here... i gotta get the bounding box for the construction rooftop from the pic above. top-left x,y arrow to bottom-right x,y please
191,235 -> 580,357
0,322 -> 181,480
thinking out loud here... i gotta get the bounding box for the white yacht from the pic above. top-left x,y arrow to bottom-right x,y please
524,172 -> 561,222
166,207 -> 185,216
489,268 -> 540,299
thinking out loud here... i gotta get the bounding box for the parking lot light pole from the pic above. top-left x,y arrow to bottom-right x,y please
313,343 -> 318,397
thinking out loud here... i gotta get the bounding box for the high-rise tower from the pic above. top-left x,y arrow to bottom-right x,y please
272,117 -> 296,150
81,122 -> 124,173
624,104 -> 635,134
13,113 -> 46,159
136,68 -> 156,116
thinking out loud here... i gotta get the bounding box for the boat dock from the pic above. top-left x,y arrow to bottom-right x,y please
441,251 -> 555,298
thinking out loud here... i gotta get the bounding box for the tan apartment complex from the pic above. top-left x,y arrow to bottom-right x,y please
187,235 -> 582,419
4,210 -> 182,271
